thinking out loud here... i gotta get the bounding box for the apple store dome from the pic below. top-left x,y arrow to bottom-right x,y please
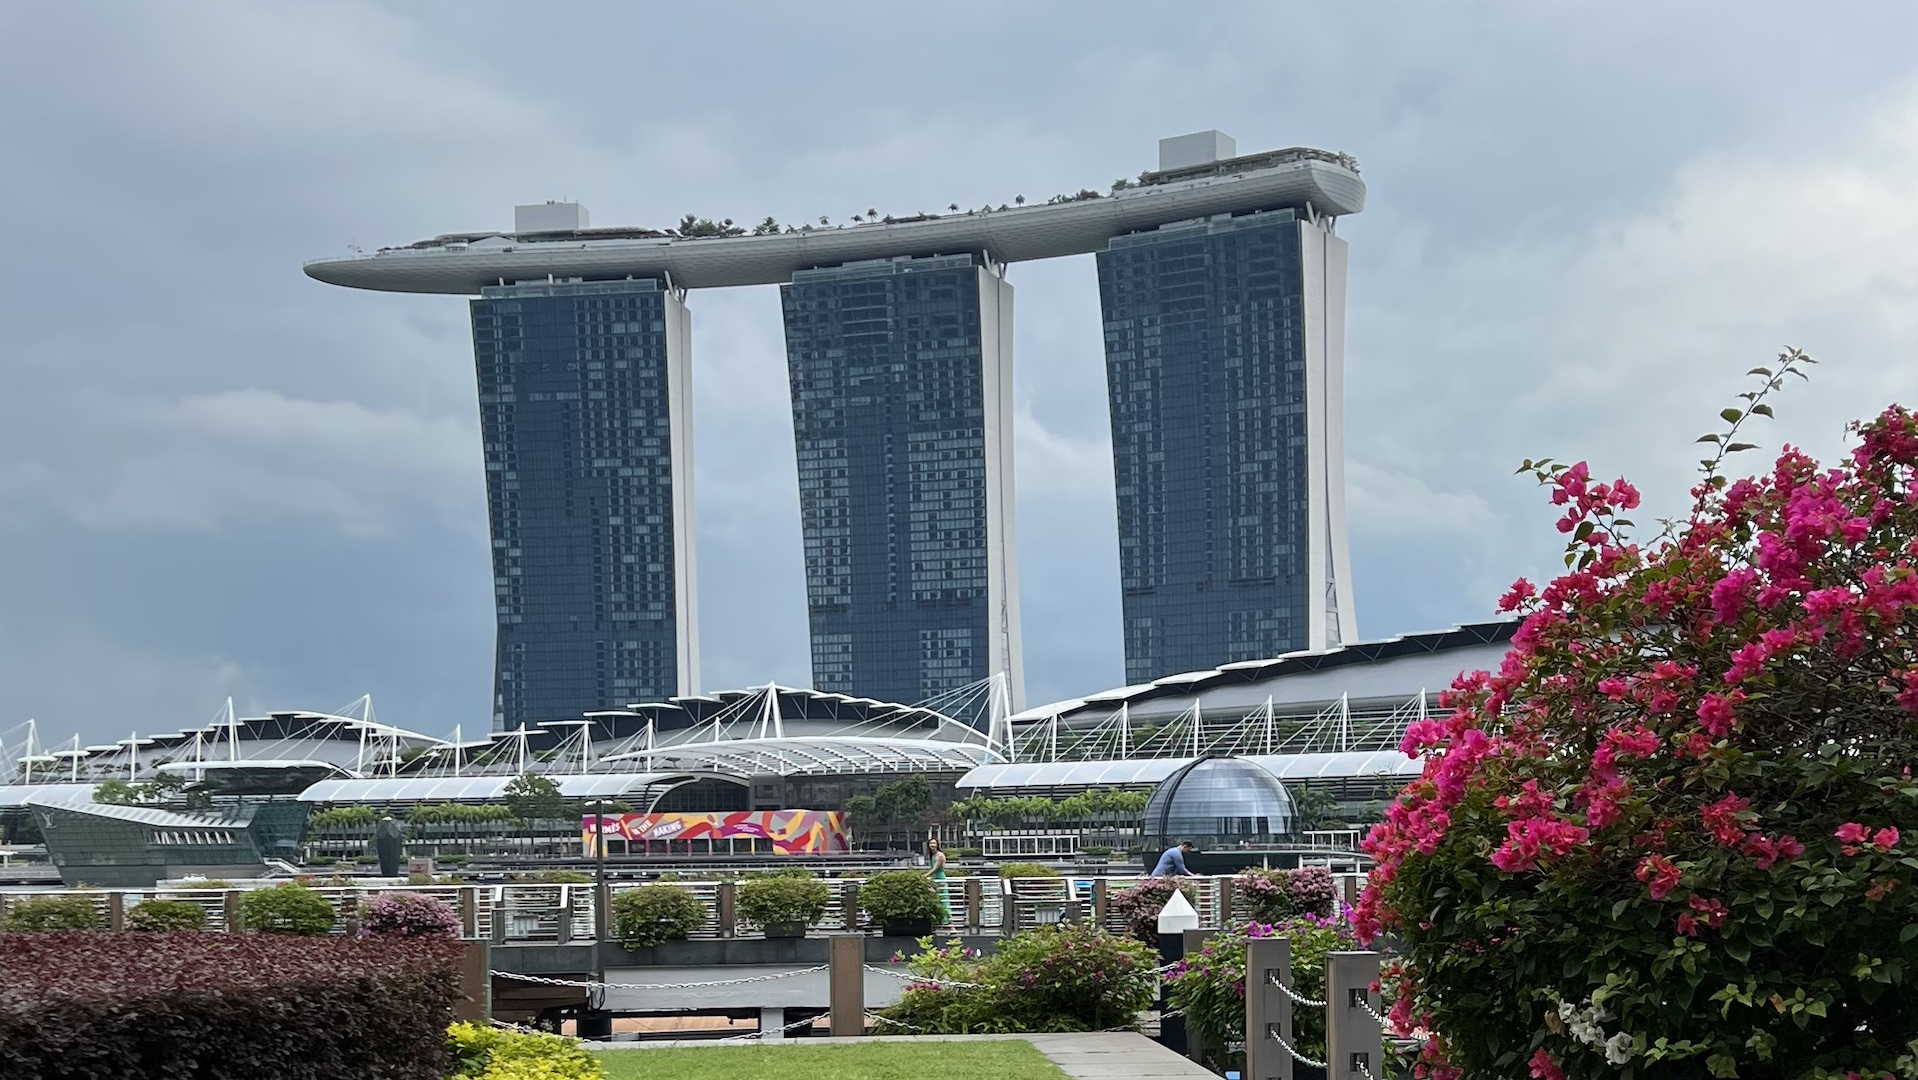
1143,756 -> 1296,851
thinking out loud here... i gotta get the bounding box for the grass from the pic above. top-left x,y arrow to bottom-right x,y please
595,1039 -> 1070,1080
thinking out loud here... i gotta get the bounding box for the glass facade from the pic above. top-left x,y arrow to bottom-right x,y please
1143,757 -> 1296,850
471,280 -> 697,732
1098,209 -> 1353,684
781,255 -> 1023,708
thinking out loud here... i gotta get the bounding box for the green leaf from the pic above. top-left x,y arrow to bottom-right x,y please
1721,408 -> 1743,423
1697,434 -> 1722,444
1725,443 -> 1758,453
1901,924 -> 1918,943
1749,403 -> 1774,418
1747,367 -> 1774,377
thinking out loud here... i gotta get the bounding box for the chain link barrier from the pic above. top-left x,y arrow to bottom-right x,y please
722,1012 -> 825,1042
489,965 -> 827,991
1267,970 -> 1327,1008
1266,1023 -> 1328,1069
861,964 -> 984,990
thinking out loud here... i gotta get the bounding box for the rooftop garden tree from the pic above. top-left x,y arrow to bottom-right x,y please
1358,351 -> 1918,1080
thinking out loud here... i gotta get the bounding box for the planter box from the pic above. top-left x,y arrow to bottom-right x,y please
880,917 -> 934,938
761,919 -> 808,939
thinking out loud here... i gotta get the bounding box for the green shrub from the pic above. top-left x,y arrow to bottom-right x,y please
997,862 -> 1061,878
1080,845 -> 1113,856
520,869 -> 593,884
610,884 -> 703,948
126,898 -> 206,932
240,883 -> 337,935
0,894 -> 100,932
881,924 -> 1157,1034
737,875 -> 830,927
859,871 -> 943,925
1165,914 -> 1357,1071
1108,877 -> 1197,946
1237,866 -> 1338,923
448,1020 -> 601,1079
740,865 -> 815,881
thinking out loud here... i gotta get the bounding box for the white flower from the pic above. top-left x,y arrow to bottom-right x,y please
1603,1032 -> 1634,1065
1557,1000 -> 1577,1022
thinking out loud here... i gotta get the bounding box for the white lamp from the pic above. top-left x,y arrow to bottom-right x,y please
1156,888 -> 1200,936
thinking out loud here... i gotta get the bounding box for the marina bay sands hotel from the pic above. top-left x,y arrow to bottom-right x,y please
305,132 -> 1365,732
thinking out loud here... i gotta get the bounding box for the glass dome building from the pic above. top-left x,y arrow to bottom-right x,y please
1143,757 -> 1295,853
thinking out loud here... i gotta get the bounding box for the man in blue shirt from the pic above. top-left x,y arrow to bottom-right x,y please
1151,840 -> 1197,877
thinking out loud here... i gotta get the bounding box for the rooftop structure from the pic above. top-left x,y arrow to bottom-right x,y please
303,147 -> 1363,294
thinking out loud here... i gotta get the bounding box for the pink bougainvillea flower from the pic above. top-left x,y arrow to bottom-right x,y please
1872,826 -> 1899,851
1635,854 -> 1681,900
1835,822 -> 1870,844
1528,1048 -> 1566,1080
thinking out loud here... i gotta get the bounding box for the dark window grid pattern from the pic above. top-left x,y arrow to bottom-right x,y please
782,259 -> 994,704
471,283 -> 682,727
1097,213 -> 1312,684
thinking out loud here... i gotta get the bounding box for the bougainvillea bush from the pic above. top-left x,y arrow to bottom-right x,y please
359,891 -> 462,939
1238,866 -> 1338,923
0,932 -> 462,1079
1359,356 -> 1918,1080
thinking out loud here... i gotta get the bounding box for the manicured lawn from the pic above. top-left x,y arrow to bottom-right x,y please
595,1039 -> 1069,1079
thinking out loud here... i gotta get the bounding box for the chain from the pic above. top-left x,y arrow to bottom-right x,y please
489,965 -> 827,991
861,964 -> 985,989
1353,992 -> 1392,1029
1357,1060 -> 1377,1080
1268,971 -> 1327,1008
1267,1024 -> 1328,1069
866,1013 -> 925,1033
722,1013 -> 823,1041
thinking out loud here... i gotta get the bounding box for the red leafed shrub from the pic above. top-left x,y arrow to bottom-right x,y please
1360,355 -> 1918,1080
0,931 -> 464,1079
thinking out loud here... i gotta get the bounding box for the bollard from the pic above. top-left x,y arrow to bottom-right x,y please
841,883 -> 860,931
108,892 -> 126,932
1325,952 -> 1383,1080
1156,927 -> 1189,1054
1244,936 -> 1294,1080
455,940 -> 492,1023
828,934 -> 864,1037
1182,929 -> 1217,1064
459,887 -> 479,938
965,878 -> 983,930
717,882 -> 738,937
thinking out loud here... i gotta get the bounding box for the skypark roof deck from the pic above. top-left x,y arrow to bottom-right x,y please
303,147 -> 1363,294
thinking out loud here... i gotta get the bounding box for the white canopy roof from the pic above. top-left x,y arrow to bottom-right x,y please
602,735 -> 998,776
296,772 -> 685,804
957,750 -> 1422,791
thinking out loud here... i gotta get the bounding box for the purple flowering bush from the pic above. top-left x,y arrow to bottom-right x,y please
1109,876 -> 1198,946
880,923 -> 1158,1033
1237,866 -> 1338,923
358,892 -> 462,939
1164,909 -> 1359,1070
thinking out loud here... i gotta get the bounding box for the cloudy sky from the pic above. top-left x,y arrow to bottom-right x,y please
4,2 -> 1918,747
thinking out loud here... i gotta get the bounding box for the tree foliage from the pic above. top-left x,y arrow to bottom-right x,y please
502,774 -> 563,824
1360,353 -> 1918,1080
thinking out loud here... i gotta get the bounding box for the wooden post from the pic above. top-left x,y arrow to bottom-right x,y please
459,887 -> 479,938
558,889 -> 575,944
108,892 -> 126,932
223,890 -> 244,933
454,940 -> 492,1023
1183,929 -> 1217,1064
828,935 -> 864,1037
717,882 -> 737,938
964,878 -> 983,930
1092,878 -> 1109,928
1326,952 -> 1383,1080
1244,936 -> 1294,1080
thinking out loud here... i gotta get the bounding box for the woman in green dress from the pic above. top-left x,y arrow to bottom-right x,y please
927,837 -> 950,924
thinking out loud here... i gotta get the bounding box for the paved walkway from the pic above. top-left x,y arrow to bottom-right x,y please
591,1032 -> 1217,1079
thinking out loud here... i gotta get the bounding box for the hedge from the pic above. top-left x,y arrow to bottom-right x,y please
0,932 -> 464,1080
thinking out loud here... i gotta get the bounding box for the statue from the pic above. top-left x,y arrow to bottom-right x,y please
374,815 -> 404,877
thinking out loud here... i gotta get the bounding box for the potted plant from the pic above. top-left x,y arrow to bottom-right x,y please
738,874 -> 830,939
859,870 -> 943,937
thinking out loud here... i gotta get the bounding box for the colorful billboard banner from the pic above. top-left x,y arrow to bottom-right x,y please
581,810 -> 848,855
